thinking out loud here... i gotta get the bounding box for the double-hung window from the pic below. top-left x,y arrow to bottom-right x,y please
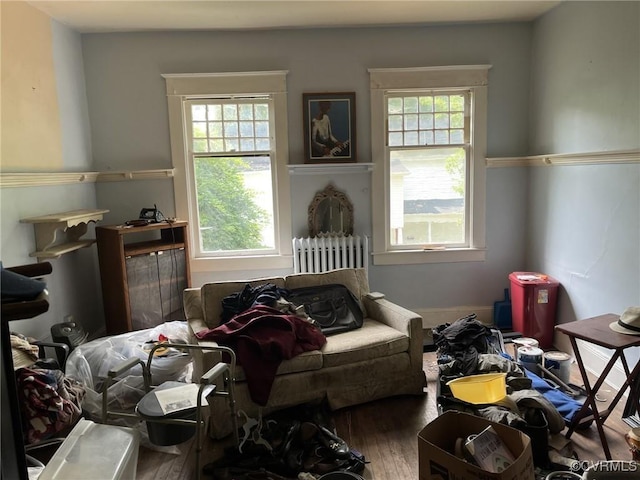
369,66 -> 490,265
163,72 -> 292,272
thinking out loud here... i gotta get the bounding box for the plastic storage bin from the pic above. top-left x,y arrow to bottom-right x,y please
509,272 -> 559,349
446,373 -> 507,404
38,419 -> 139,480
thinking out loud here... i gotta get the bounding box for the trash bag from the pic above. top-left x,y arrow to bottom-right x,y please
65,321 -> 194,423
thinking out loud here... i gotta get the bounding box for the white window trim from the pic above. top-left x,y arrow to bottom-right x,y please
368,65 -> 490,265
163,71 -> 293,272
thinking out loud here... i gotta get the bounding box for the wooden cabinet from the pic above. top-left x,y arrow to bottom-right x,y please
96,221 -> 191,335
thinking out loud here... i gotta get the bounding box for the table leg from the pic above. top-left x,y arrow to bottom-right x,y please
598,353 -> 640,424
565,337 -> 613,460
623,374 -> 640,426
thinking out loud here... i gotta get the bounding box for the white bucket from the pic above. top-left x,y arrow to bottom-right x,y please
517,346 -> 544,373
543,351 -> 572,384
511,337 -> 539,359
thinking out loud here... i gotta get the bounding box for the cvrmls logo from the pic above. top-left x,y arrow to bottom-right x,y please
572,460 -> 639,473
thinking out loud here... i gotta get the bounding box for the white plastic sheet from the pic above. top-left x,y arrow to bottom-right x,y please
65,321 -> 194,422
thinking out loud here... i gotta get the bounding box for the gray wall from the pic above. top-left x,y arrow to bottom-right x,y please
529,1 -> 640,154
83,23 -> 532,313
528,1 -> 640,349
1,20 -> 104,341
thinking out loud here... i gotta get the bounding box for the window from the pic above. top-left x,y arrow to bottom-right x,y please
369,66 -> 490,265
163,72 -> 292,272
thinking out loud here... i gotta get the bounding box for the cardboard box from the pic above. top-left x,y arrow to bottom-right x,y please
418,411 -> 535,480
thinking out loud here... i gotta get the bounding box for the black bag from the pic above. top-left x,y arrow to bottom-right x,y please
285,284 -> 363,336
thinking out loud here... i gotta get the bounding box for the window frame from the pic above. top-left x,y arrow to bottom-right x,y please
185,97 -> 277,257
368,66 -> 490,265
386,89 -> 471,249
163,71 -> 292,272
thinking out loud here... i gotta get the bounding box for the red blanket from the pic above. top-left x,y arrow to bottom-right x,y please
196,305 -> 326,405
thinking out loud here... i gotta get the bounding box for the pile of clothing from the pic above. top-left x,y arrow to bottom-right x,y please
196,282 -> 363,407
11,333 -> 85,444
196,284 -> 328,406
204,402 -> 366,479
433,314 -> 583,470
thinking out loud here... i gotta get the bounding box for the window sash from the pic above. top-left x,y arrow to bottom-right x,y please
385,89 -> 470,148
185,98 -> 278,257
388,147 -> 470,250
191,154 -> 277,256
187,97 -> 272,155
385,89 -> 471,250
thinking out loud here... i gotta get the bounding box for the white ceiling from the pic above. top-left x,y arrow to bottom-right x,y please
27,1 -> 562,34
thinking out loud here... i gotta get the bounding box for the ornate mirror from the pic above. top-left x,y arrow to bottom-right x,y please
308,184 -> 354,237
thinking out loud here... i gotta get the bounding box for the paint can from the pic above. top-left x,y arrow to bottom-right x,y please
517,346 -> 544,374
543,351 -> 572,384
511,337 -> 539,359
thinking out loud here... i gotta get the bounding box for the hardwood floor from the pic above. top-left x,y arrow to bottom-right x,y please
136,352 -> 636,479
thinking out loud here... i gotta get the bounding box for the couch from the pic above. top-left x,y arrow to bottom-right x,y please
183,268 -> 427,438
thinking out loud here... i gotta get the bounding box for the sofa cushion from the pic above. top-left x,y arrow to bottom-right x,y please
200,276 -> 285,328
235,349 -> 323,382
321,318 -> 409,368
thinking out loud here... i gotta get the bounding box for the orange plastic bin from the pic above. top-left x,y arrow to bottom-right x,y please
509,272 -> 559,349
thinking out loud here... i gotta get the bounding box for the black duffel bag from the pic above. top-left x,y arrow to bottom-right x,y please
285,284 -> 364,336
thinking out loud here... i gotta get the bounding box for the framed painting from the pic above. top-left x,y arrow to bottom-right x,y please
303,92 -> 356,163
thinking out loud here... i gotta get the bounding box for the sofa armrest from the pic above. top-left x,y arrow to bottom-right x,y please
186,316 -> 223,380
363,295 -> 423,370
187,316 -> 210,337
184,287 -> 203,321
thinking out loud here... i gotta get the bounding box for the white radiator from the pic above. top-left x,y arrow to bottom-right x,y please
292,235 -> 369,274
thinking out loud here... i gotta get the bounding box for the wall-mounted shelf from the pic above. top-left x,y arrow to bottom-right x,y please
288,162 -> 374,175
20,209 -> 109,260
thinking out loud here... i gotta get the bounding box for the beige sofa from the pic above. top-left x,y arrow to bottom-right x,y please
184,268 -> 427,438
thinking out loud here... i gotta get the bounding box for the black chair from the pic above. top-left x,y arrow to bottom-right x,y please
1,262 -> 53,480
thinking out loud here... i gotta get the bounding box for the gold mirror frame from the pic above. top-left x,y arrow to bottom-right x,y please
308,184 -> 354,237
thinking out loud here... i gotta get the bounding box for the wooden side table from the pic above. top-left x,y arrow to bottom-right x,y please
96,221 -> 191,334
555,313 -> 640,460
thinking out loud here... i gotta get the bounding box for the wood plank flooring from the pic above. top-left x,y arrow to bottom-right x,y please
136,352 -> 636,479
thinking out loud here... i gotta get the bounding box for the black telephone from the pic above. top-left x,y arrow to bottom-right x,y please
139,204 -> 166,223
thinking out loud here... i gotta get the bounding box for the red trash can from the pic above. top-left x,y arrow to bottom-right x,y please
508,272 -> 560,349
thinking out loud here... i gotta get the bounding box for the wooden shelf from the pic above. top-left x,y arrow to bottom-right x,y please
20,209 -> 109,260
124,239 -> 186,257
30,240 -> 96,259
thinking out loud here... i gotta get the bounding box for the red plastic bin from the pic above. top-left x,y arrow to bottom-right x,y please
508,272 -> 560,349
